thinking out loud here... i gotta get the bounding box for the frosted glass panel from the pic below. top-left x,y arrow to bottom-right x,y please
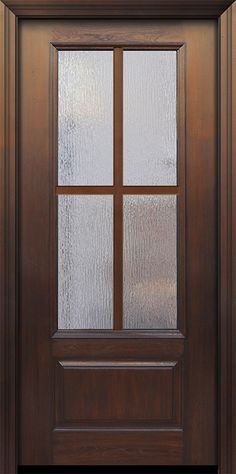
58,196 -> 113,329
58,51 -> 113,185
124,51 -> 177,185
123,195 -> 177,329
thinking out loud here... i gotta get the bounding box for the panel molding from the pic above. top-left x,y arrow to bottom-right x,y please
52,329 -> 185,339
54,359 -> 182,428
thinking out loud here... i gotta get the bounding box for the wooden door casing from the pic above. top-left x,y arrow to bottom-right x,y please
1,2 -> 236,474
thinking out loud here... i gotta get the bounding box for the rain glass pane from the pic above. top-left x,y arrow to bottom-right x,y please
123,195 -> 177,329
123,51 -> 177,185
58,51 -> 113,185
58,195 -> 113,329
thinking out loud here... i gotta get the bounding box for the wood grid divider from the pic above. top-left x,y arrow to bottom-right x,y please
113,47 -> 123,330
56,185 -> 180,195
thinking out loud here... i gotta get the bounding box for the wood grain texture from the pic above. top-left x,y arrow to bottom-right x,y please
0,4 -> 18,474
183,19 -> 218,465
1,0 -> 235,19
53,430 -> 184,465
0,4 -> 234,473
219,4 -> 236,474
55,360 -> 182,427
52,338 -> 184,359
19,16 -> 52,464
19,19 -> 217,467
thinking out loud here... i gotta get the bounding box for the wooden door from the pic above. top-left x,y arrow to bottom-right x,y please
19,19 -> 217,467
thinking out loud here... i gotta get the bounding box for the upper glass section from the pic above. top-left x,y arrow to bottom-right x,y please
58,51 -> 113,185
123,51 -> 177,185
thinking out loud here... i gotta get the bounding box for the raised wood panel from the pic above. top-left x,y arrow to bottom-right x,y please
53,430 -> 183,465
55,361 -> 182,427
1,0 -> 234,18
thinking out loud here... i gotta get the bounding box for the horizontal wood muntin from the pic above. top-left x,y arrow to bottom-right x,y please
52,329 -> 185,339
56,185 -> 180,195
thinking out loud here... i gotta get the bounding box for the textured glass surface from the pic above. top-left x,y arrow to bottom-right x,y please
58,51 -> 113,185
123,195 -> 177,329
58,196 -> 113,329
123,51 -> 177,185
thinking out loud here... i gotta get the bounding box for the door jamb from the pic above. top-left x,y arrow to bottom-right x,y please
0,1 -> 235,472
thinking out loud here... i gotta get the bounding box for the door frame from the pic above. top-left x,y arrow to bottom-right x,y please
0,1 -> 235,473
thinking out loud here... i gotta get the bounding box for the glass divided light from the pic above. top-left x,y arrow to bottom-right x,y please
123,51 -> 177,186
58,51 -> 114,185
57,49 -> 178,331
123,196 -> 177,329
58,195 -> 113,329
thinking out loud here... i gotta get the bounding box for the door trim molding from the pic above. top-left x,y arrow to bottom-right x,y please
0,4 -> 18,474
0,0 -> 234,18
219,5 -> 236,473
0,1 -> 235,472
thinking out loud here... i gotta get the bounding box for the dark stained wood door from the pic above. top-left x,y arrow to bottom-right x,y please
19,19 -> 217,466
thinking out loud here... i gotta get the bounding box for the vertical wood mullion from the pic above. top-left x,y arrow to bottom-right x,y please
113,48 -> 123,330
